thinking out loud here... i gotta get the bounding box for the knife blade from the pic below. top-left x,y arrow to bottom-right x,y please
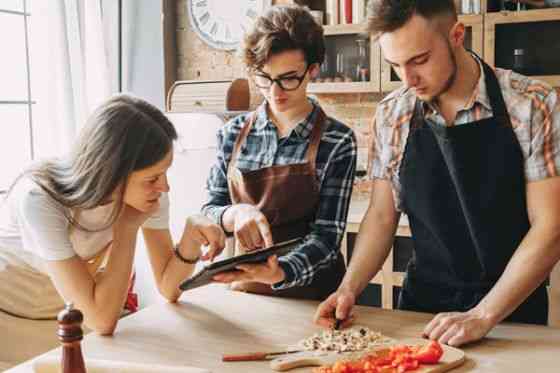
222,350 -> 302,362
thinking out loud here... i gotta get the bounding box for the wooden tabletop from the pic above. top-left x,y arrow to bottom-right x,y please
7,284 -> 560,372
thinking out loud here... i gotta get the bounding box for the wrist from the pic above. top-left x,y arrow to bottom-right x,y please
339,280 -> 360,298
272,266 -> 286,284
221,204 -> 240,233
470,303 -> 501,326
219,205 -> 235,234
173,243 -> 201,264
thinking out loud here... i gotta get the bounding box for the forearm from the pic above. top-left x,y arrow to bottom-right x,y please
85,227 -> 138,334
157,240 -> 201,302
340,207 -> 399,296
474,223 -> 560,323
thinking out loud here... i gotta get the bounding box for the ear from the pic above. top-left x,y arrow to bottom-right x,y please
448,21 -> 465,49
309,63 -> 321,79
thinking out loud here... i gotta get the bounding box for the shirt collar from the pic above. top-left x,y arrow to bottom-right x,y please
253,97 -> 319,140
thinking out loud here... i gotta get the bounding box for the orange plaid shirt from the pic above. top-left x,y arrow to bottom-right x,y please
370,60 -> 560,211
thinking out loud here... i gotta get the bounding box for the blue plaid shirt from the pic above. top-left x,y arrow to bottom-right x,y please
202,99 -> 357,289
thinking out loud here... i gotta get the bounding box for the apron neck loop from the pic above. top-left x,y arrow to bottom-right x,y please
228,113 -> 257,176
304,108 -> 327,168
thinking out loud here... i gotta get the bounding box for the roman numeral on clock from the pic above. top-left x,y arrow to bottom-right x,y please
210,22 -> 218,36
199,11 -> 210,26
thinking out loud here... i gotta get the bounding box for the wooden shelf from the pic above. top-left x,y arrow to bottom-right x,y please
486,8 -> 560,22
308,81 -> 379,94
323,22 -> 368,36
315,24 -> 382,94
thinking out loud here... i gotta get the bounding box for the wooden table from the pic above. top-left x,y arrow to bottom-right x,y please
7,284 -> 560,372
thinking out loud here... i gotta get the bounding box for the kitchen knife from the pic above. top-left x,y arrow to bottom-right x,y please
222,350 -> 302,362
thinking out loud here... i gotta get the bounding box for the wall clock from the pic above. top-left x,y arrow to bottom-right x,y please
187,0 -> 272,51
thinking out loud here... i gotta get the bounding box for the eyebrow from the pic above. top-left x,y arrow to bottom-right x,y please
384,51 -> 430,67
257,67 -> 305,79
145,172 -> 163,179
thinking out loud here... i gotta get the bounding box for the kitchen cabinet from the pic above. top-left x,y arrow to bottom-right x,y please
485,8 -> 560,87
308,23 -> 381,94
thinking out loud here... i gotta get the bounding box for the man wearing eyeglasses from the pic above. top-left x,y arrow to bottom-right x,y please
201,5 -> 357,300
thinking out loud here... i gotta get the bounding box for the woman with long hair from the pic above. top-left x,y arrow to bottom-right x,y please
0,94 -> 224,337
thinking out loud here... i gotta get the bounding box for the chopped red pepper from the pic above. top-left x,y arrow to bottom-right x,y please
312,341 -> 444,373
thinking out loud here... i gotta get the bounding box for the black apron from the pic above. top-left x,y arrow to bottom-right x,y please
398,58 -> 548,325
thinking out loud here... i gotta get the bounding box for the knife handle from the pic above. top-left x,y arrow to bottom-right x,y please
222,352 -> 269,362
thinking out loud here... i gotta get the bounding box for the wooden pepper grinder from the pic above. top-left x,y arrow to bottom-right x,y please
57,302 -> 87,373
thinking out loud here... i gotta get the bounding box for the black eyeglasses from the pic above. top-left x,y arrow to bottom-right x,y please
253,65 -> 311,91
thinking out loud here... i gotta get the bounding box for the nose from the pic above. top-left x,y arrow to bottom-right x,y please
270,80 -> 284,96
156,174 -> 170,193
401,66 -> 419,89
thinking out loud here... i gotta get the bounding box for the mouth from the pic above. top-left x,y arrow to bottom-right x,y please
273,98 -> 288,105
147,196 -> 160,204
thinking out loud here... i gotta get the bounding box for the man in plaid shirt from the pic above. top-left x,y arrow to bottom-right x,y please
201,5 -> 356,299
316,0 -> 560,346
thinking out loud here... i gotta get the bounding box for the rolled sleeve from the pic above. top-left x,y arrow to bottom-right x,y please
369,108 -> 406,211
273,130 -> 357,289
526,88 -> 560,182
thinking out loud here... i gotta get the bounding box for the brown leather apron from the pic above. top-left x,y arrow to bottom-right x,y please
226,108 -> 345,300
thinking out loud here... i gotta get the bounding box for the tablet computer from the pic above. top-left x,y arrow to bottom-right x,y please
179,237 -> 303,291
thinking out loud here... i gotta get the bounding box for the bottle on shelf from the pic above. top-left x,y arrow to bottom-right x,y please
513,48 -> 530,75
355,39 -> 370,82
461,0 -> 481,14
336,52 -> 352,82
501,0 -> 527,11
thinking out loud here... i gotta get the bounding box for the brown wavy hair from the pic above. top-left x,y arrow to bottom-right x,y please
242,5 -> 325,71
367,0 -> 457,39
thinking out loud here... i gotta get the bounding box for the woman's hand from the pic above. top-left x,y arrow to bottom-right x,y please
180,214 -> 226,261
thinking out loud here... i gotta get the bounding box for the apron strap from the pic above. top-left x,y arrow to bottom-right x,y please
479,59 -> 512,128
469,51 -> 511,127
227,113 -> 256,176
304,108 -> 327,174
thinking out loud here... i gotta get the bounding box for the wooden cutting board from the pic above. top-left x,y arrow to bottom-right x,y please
270,338 -> 465,372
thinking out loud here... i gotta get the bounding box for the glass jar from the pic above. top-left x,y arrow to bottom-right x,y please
355,39 -> 369,82
501,0 -> 527,10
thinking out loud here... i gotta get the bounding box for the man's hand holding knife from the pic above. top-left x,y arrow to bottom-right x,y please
314,288 -> 356,330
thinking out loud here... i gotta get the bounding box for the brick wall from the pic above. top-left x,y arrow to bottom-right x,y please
175,0 -> 380,192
